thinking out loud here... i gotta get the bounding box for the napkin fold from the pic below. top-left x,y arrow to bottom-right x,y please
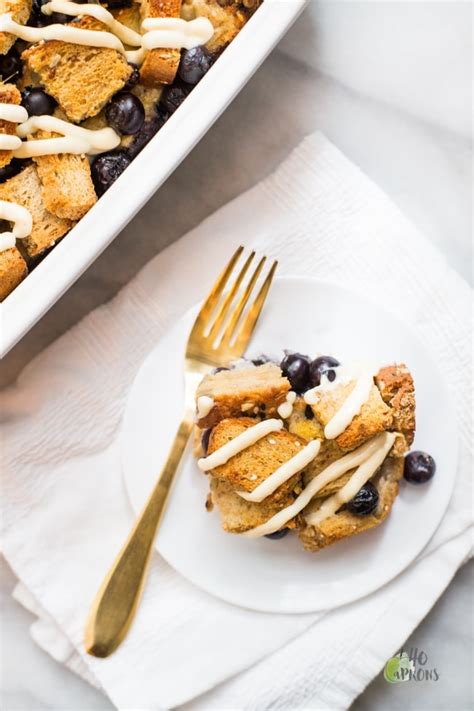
1,132 -> 472,711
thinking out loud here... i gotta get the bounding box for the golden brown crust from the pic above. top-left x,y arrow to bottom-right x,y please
0,0 -> 32,55
299,456 -> 404,551
0,165 -> 73,258
208,417 -> 306,499
0,83 -> 21,169
196,363 -> 290,428
21,17 -> 132,122
308,382 -> 393,452
181,0 -> 247,52
140,0 -> 181,86
0,246 -> 27,301
209,476 -> 301,534
33,138 -> 97,221
376,364 -> 416,445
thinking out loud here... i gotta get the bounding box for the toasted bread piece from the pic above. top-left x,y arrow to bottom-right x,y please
111,4 -> 142,33
0,245 -> 27,300
32,135 -> 97,220
140,0 -> 182,87
196,362 -> 290,428
0,83 -> 21,169
207,417 -> 306,499
0,0 -> 32,55
375,364 -> 416,446
308,382 -> 392,452
299,455 -> 404,551
209,476 -> 300,534
21,17 -> 132,122
181,0 -> 247,53
0,165 -> 72,258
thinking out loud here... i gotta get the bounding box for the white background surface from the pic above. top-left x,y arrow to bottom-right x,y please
1,1 -> 472,709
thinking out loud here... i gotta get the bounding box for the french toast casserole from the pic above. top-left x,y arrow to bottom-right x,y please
0,0 -> 262,300
194,352 -> 436,550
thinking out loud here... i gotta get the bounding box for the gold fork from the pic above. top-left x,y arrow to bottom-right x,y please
84,246 -> 278,657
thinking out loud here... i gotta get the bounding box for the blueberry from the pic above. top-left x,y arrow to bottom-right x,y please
104,0 -> 132,9
280,351 -> 311,393
91,151 -> 131,196
404,451 -> 436,484
201,428 -> 212,455
126,107 -> 169,159
30,0 -> 69,25
265,528 -> 289,540
0,159 -> 23,183
304,404 -> 314,420
308,355 -> 340,388
161,81 -> 191,114
21,87 -> 57,116
123,64 -> 140,91
105,92 -> 145,135
0,48 -> 23,82
346,482 -> 379,516
178,46 -> 212,85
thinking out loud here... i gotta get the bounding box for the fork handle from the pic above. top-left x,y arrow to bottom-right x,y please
84,416 -> 194,657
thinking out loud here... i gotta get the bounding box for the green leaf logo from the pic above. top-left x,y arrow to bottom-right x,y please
384,652 -> 414,684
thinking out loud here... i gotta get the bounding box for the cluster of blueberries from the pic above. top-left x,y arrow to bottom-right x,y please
0,0 -> 215,193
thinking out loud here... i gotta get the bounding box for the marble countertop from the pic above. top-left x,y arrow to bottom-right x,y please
1,1 -> 472,709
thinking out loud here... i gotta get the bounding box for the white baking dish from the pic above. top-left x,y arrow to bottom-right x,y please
0,0 -> 306,356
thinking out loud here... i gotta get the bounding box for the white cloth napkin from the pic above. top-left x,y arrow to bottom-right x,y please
1,132 -> 472,711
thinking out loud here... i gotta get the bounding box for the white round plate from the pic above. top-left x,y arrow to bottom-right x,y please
121,277 -> 457,614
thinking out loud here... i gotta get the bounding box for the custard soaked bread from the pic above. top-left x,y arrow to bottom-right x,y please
21,17 -> 132,123
0,0 -> 261,298
194,355 -> 426,550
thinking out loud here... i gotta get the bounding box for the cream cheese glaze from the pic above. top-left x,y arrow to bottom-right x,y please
277,391 -> 296,419
0,200 -> 33,253
237,439 -> 321,503
141,17 -> 214,50
0,12 -> 214,67
198,419 -> 283,472
304,362 -> 378,439
14,115 -> 121,157
305,431 -> 396,526
0,104 -> 29,151
196,395 -> 214,420
241,431 -> 395,538
42,1 -> 143,46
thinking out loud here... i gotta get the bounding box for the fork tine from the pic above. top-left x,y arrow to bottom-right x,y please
206,251 -> 255,342
232,260 -> 278,351
219,256 -> 266,346
189,245 -> 244,337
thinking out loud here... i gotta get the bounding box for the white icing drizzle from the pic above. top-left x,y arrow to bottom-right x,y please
0,134 -> 22,150
0,200 -> 33,253
241,432 -> 394,538
0,103 -> 29,151
141,17 -> 214,50
305,432 -> 396,526
237,439 -> 321,503
0,12 -> 213,67
0,104 -> 28,124
198,419 -> 283,472
277,391 -> 296,419
0,13 -> 126,53
196,395 -> 214,420
304,362 -> 378,439
14,115 -> 120,157
41,1 -> 143,46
